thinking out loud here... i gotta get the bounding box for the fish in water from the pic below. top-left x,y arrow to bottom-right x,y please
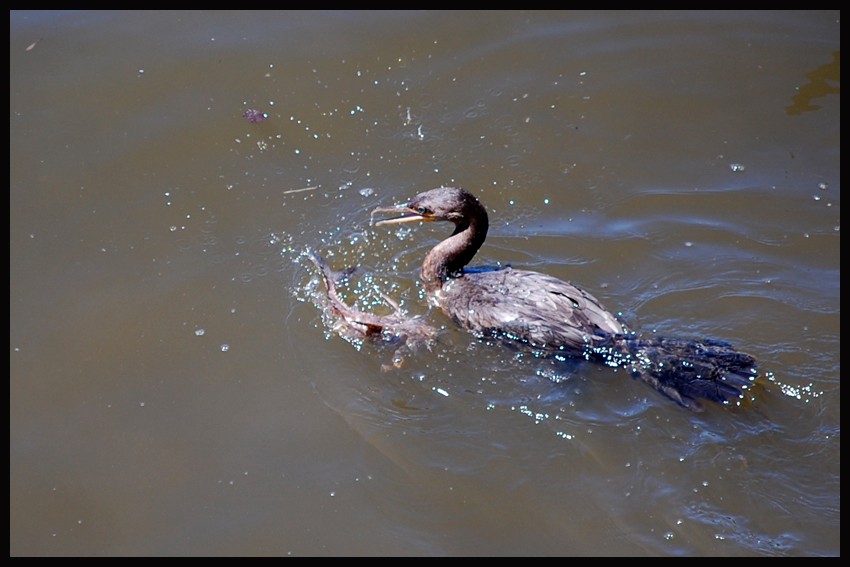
308,252 -> 438,370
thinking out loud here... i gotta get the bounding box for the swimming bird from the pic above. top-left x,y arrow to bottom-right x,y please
372,186 -> 757,410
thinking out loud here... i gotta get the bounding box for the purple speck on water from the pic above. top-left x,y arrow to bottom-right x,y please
243,109 -> 269,123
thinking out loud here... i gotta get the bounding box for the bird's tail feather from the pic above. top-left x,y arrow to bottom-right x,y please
615,336 -> 757,411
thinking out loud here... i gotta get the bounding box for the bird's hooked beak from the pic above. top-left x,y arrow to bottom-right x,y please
371,203 -> 432,226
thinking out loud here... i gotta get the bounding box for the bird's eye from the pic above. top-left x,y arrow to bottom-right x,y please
417,206 -> 428,215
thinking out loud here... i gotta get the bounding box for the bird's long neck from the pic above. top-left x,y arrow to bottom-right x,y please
421,206 -> 489,293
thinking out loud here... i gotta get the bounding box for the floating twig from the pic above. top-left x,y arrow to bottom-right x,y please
282,186 -> 318,195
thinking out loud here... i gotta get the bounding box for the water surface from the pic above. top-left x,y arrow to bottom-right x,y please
10,10 -> 839,556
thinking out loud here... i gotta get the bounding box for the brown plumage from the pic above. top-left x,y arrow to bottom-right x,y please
372,186 -> 757,410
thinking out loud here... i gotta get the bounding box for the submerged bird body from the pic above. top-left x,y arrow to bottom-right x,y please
309,252 -> 437,369
373,186 -> 757,410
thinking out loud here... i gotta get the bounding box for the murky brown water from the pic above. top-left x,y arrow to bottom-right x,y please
11,11 -> 839,556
